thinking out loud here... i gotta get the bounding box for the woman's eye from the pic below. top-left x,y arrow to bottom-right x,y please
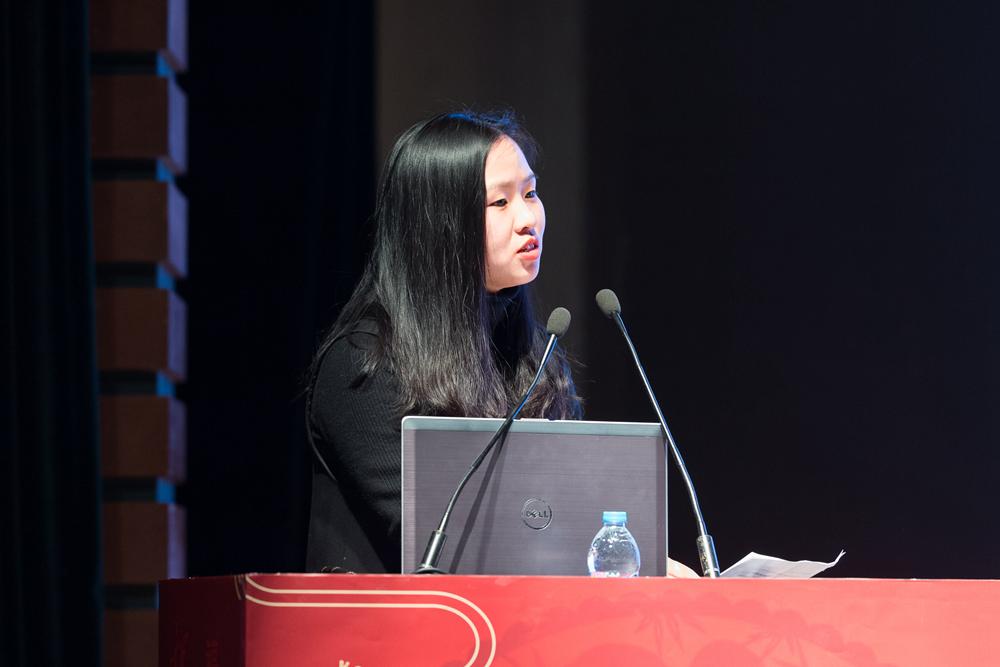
525,190 -> 538,199
489,198 -> 508,207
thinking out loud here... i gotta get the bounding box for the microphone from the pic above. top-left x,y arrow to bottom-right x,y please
414,307 -> 572,574
595,288 -> 721,578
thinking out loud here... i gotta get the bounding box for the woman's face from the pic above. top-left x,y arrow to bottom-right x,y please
483,136 -> 545,293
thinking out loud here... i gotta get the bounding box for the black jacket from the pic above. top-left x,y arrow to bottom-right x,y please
306,323 -> 403,573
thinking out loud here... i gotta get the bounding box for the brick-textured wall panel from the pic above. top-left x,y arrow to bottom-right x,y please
104,502 -> 186,584
167,287 -> 187,378
91,74 -> 187,173
90,0 -> 188,71
167,75 -> 187,173
96,288 -> 187,380
93,180 -> 188,276
101,396 -> 186,481
104,609 -> 157,667
168,178 -> 188,275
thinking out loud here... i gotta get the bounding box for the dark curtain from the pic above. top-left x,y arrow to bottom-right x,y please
1,1 -> 102,666
177,2 -> 374,574
582,3 -> 1000,576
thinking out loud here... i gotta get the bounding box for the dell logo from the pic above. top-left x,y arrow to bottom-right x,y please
522,498 -> 553,530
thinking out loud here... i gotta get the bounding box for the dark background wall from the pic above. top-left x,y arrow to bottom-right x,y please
180,2 -> 1000,578
178,2 -> 374,575
581,3 -> 1000,577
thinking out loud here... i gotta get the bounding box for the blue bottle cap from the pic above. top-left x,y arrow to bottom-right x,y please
602,511 -> 627,525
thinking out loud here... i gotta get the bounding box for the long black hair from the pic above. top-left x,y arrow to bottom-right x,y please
309,111 -> 582,419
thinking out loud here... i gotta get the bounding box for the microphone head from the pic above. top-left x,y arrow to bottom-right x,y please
595,289 -> 621,318
546,307 -> 572,337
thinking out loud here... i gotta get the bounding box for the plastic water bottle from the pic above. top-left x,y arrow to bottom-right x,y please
587,511 -> 641,577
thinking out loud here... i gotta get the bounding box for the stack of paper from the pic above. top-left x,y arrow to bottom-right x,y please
721,550 -> 846,578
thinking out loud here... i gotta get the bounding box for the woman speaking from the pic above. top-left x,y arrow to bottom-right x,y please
305,111 -> 582,573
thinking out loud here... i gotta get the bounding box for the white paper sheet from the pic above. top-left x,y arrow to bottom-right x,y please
721,550 -> 846,578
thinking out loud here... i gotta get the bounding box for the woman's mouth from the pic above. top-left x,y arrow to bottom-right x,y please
518,240 -> 539,254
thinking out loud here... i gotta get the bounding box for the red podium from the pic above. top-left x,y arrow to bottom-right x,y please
159,574 -> 1000,666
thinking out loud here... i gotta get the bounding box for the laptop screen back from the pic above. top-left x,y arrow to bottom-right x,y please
401,417 -> 667,576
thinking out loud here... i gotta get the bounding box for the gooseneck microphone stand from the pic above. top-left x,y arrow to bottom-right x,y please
596,289 -> 721,578
414,307 -> 571,574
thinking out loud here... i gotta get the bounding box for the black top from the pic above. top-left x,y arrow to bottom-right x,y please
305,290 -> 542,572
306,322 -> 404,572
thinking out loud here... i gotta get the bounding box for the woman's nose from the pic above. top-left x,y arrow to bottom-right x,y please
515,199 -> 538,233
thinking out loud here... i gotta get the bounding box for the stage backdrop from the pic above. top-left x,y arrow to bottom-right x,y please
1,0 -> 102,664
181,1 -> 1000,579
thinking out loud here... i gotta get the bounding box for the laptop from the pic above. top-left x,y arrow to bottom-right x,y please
401,416 -> 667,576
